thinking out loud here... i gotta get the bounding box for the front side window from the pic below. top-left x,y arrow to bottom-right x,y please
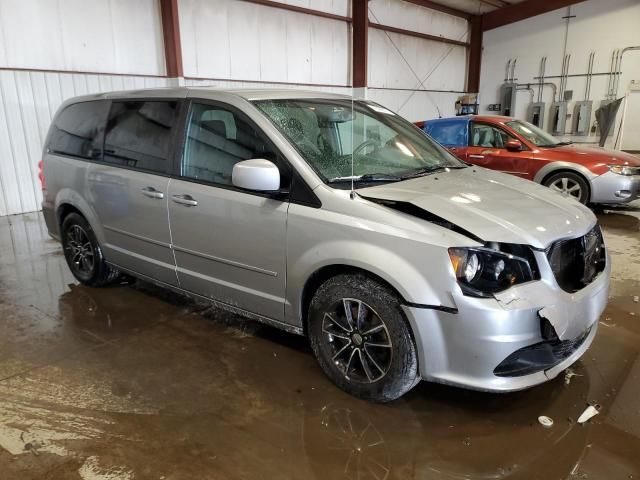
470,123 -> 513,148
506,120 -> 564,147
181,102 -> 282,187
254,99 -> 464,187
47,100 -> 109,159
103,101 -> 180,174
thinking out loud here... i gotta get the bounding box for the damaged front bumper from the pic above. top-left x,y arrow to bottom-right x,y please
403,252 -> 610,392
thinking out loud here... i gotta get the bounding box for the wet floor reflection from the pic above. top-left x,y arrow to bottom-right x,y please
0,207 -> 639,479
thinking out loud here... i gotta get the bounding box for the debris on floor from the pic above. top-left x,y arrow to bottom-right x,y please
577,404 -> 601,424
538,416 -> 554,428
633,295 -> 639,303
564,368 -> 583,385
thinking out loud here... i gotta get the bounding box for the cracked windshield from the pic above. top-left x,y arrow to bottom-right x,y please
254,99 -> 465,187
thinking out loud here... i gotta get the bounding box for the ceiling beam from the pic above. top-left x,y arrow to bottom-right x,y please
482,0 -> 586,31
403,0 -> 471,20
369,22 -> 469,47
238,0 -> 350,22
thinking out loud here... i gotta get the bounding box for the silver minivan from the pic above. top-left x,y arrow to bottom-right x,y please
41,88 -> 610,402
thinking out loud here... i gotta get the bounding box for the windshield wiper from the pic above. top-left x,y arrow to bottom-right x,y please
328,173 -> 402,183
401,165 -> 466,179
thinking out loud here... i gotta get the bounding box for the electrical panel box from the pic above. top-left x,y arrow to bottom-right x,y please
499,83 -> 517,117
527,102 -> 546,128
572,101 -> 592,136
549,102 -> 568,135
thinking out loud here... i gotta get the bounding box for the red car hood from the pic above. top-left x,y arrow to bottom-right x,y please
547,144 -> 640,168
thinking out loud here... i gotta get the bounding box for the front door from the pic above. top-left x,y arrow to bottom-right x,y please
88,99 -> 182,286
468,122 -> 532,178
168,100 -> 289,321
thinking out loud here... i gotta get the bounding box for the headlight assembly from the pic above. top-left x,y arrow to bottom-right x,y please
448,246 -> 538,297
608,165 -> 639,176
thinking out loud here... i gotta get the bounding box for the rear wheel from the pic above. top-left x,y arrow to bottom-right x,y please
308,274 -> 419,402
61,213 -> 119,287
543,171 -> 590,204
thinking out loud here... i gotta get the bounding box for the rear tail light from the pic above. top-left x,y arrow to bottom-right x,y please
38,160 -> 46,191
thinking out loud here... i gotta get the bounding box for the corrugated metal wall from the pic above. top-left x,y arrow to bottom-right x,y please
0,71 -> 170,216
0,0 -> 469,216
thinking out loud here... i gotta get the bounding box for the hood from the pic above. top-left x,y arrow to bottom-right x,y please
548,144 -> 640,167
359,167 -> 596,249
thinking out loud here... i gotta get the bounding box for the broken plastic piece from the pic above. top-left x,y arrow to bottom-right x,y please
538,416 -> 554,428
577,404 -> 601,424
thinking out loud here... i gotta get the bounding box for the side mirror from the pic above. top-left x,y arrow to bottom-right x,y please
232,159 -> 281,192
506,139 -> 523,152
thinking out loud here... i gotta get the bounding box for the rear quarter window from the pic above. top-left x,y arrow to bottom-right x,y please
425,122 -> 467,147
47,100 -> 109,159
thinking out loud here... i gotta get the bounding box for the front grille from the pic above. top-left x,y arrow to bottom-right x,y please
494,326 -> 592,377
546,225 -> 606,293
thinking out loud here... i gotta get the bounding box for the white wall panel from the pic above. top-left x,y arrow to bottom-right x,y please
0,0 -> 165,75
479,0 -> 640,145
368,28 -> 467,92
0,70 -> 171,217
179,0 -> 350,85
280,0 -> 349,17
368,0 -> 469,43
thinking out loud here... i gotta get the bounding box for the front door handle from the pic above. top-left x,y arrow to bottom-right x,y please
141,187 -> 164,199
469,154 -> 485,159
171,194 -> 198,207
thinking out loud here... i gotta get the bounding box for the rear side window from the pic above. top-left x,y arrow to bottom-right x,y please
47,101 -> 109,159
103,101 -> 180,174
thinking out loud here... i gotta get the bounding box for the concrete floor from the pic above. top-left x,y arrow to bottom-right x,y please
0,204 -> 639,480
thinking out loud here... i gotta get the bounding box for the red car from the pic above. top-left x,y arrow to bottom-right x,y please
421,115 -> 640,205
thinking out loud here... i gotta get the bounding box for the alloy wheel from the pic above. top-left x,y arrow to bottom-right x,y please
64,225 -> 95,275
322,298 -> 393,383
550,177 -> 582,200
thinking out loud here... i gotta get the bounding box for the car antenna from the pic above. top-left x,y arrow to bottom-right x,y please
350,96 -> 356,200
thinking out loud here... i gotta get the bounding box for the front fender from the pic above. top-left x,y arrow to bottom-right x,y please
286,234 -> 458,327
532,161 -> 597,184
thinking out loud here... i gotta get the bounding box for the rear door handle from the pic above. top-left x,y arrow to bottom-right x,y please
469,154 -> 485,159
171,194 -> 198,207
141,187 -> 164,199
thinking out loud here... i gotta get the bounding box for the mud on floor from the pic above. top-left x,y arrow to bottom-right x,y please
0,205 -> 639,480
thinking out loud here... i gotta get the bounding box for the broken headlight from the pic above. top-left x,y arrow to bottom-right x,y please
448,246 -> 537,297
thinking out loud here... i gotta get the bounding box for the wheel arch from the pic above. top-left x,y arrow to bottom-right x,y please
533,161 -> 595,185
538,167 -> 592,202
300,264 -> 409,337
54,189 -> 106,244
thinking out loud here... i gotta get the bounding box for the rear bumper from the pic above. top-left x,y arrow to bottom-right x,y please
42,201 -> 60,240
590,171 -> 640,204
404,253 -> 610,392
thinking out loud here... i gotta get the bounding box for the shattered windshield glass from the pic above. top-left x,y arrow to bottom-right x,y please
253,99 -> 465,187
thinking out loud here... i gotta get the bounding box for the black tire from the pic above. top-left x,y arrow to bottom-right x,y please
543,171 -> 590,204
61,213 -> 119,287
308,274 -> 419,402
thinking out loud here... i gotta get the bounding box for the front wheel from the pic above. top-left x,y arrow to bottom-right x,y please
308,274 -> 419,402
61,213 -> 119,287
543,171 -> 590,204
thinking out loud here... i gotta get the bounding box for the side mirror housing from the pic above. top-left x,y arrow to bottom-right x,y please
232,159 -> 281,192
506,139 -> 523,152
